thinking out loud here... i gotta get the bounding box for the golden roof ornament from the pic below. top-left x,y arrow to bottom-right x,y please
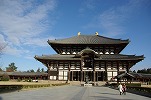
78,32 -> 81,36
95,32 -> 99,35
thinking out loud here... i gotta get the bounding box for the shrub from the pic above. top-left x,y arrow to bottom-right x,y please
126,83 -> 141,87
1,73 -> 10,81
24,79 -> 28,82
148,81 -> 151,85
109,83 -> 141,89
17,78 -> 22,82
27,78 -> 32,82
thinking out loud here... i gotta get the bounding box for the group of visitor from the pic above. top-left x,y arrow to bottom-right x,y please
118,83 -> 127,95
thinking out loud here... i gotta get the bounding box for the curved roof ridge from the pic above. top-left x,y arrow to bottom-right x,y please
96,35 -> 126,41
48,34 -> 128,41
48,33 -> 129,44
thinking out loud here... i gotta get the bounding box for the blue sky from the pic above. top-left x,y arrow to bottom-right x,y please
0,0 -> 151,71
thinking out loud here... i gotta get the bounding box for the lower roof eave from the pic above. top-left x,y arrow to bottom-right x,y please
95,59 -> 144,61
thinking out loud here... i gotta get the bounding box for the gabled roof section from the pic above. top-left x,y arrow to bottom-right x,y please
115,72 -> 151,79
48,34 -> 129,45
115,72 -> 135,79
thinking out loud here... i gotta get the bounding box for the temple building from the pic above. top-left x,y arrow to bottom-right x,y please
35,32 -> 144,82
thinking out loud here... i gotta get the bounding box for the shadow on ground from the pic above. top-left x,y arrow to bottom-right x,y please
0,97 -> 3,100
99,92 -> 120,95
91,95 -> 133,100
127,89 -> 151,98
108,87 -> 151,98
0,85 -> 23,94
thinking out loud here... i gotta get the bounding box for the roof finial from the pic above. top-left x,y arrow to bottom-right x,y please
95,32 -> 99,35
78,32 -> 81,36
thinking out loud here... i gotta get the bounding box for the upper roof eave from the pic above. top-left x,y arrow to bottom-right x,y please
47,34 -> 129,45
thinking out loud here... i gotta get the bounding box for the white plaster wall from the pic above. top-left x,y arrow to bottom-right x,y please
113,72 -> 117,76
108,76 -> 112,81
59,71 -> 63,75
59,71 -> 68,80
107,72 -> 112,81
59,76 -> 63,80
50,76 -> 56,80
64,76 -> 67,80
107,72 -> 112,76
64,71 -> 68,76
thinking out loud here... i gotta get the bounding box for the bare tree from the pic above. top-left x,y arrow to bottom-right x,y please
0,43 -> 7,70
0,43 -> 7,58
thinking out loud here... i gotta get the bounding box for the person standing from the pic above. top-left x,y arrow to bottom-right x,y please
122,84 -> 126,95
118,83 -> 123,95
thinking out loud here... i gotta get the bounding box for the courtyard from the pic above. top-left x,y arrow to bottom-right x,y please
0,85 -> 150,100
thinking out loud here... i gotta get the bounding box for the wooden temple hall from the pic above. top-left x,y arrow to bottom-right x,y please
35,32 -> 144,82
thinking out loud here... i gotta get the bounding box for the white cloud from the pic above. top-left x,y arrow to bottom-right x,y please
98,8 -> 125,36
23,36 -> 56,47
79,0 -> 96,16
3,45 -> 29,56
0,34 -> 6,44
0,0 -> 57,56
0,34 -> 7,54
83,0 -> 148,37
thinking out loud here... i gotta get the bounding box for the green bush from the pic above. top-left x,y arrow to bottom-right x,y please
109,83 -> 141,88
1,73 -> 10,81
0,83 -> 69,93
27,78 -> 32,82
126,83 -> 141,87
17,78 -> 22,82
0,85 -> 23,93
127,86 -> 151,93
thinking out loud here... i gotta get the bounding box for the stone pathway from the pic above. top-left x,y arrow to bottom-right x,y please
0,86 -> 150,100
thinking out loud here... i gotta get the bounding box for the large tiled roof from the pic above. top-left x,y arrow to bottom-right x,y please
0,72 -> 48,76
115,72 -> 135,79
116,72 -> 151,79
35,54 -> 144,61
130,72 -> 151,78
48,34 -> 129,44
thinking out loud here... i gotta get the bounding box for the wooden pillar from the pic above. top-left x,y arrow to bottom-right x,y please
93,71 -> 96,82
93,61 -> 96,82
68,62 -> 70,81
83,71 -> 85,81
111,62 -> 113,79
72,71 -> 73,81
80,60 -> 83,82
105,61 -> 108,81
96,72 -> 98,82
117,61 -> 119,75
117,61 -> 119,83
81,71 -> 83,82
47,62 -> 50,80
78,71 -> 79,81
56,62 -> 59,81
126,62 -> 129,73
